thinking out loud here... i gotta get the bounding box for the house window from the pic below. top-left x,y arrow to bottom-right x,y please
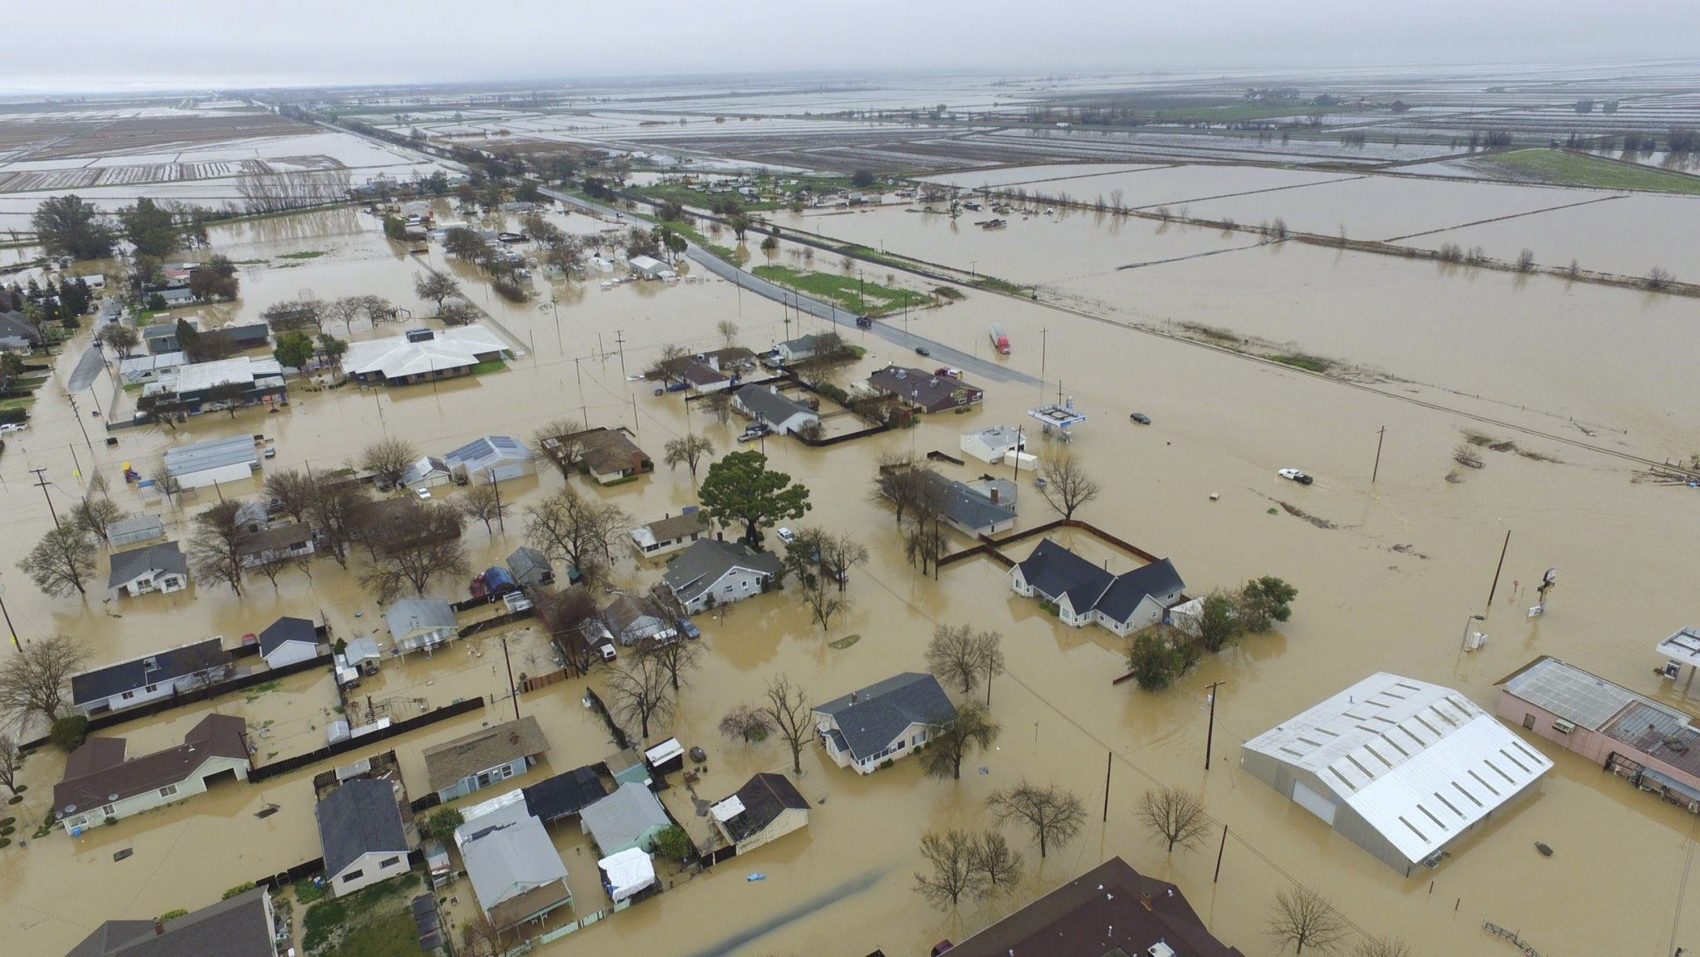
102,804 -> 115,816
159,785 -> 178,797
380,856 -> 401,868
120,691 -> 135,700
1522,714 -> 1536,730
343,869 -> 364,882
145,684 -> 158,693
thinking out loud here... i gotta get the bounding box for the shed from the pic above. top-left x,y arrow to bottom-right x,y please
506,546 -> 554,588
710,772 -> 810,855
628,255 -> 674,280
107,513 -> 165,548
598,847 -> 656,902
604,748 -> 650,787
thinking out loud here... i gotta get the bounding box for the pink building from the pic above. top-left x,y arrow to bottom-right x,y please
1496,656 -> 1700,814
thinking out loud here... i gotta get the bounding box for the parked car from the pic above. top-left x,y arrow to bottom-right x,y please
1277,468 -> 1314,485
599,642 -> 618,662
914,346 -> 931,357
737,423 -> 770,443
1129,412 -> 1151,425
677,618 -> 702,640
934,367 -> 963,379
0,422 -> 26,434
776,527 -> 797,544
855,315 -> 873,329
415,487 -> 433,500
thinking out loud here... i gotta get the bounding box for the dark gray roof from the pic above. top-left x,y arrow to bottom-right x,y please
1095,559 -> 1185,624
734,384 -> 816,426
257,616 -> 317,656
316,778 -> 409,878
107,541 -> 188,589
662,539 -> 784,603
221,323 -> 270,347
778,333 -> 835,355
1016,538 -> 1113,612
142,323 -> 179,342
71,637 -> 228,705
814,672 -> 955,762
922,472 -> 1013,534
0,311 -> 42,345
719,772 -> 809,843
66,888 -> 276,957
507,546 -> 552,586
523,765 -> 607,822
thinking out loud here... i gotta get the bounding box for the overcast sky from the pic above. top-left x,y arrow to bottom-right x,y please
10,0 -> 1700,93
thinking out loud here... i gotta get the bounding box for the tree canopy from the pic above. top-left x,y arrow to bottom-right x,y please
32,195 -> 114,260
697,450 -> 810,546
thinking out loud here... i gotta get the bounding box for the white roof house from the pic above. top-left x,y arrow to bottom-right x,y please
960,425 -> 1026,464
455,801 -> 572,932
628,255 -> 674,280
1241,672 -> 1551,875
341,325 -> 508,384
170,356 -> 284,396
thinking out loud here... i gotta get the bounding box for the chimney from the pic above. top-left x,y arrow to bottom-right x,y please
1140,892 -> 1153,911
851,690 -> 859,704
154,918 -> 165,936
989,486 -> 999,505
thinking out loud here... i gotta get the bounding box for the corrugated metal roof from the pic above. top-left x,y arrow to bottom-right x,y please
1500,656 -> 1650,731
1245,672 -> 1552,865
163,435 -> 259,478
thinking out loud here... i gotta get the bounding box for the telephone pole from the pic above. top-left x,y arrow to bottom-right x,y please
487,469 -> 504,533
1204,680 -> 1225,770
614,330 -> 626,377
1486,529 -> 1512,612
501,635 -> 519,720
1372,426 -> 1386,483
29,468 -> 60,530
0,580 -> 19,651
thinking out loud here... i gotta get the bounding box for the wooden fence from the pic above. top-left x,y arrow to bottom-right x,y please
249,696 -> 485,781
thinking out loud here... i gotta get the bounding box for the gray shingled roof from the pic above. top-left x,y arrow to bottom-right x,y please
814,672 -> 956,762
1015,538 -> 1113,612
67,889 -> 276,957
662,539 -> 784,604
107,541 -> 188,589
316,778 -> 409,878
71,637 -> 227,705
921,472 -> 1014,534
734,384 -> 816,426
1095,558 -> 1185,624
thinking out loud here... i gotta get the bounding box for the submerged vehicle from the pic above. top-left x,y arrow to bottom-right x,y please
989,322 -> 1010,355
1278,468 -> 1315,485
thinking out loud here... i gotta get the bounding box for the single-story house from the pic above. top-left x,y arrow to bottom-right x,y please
921,471 -> 1017,537
867,365 -> 983,414
162,435 -> 260,490
522,765 -> 608,824
54,714 -> 251,832
152,287 -> 196,306
386,598 -> 459,654
423,715 -> 549,802
699,346 -> 756,374
147,356 -> 287,411
710,772 -> 810,855
237,522 -> 315,568
661,538 -> 785,614
107,541 -> 190,600
628,254 -> 675,280
773,333 -> 839,365
813,672 -> 955,775
960,425 -> 1026,464
456,801 -> 573,933
257,616 -> 320,669
401,455 -> 452,490
733,384 -> 820,436
117,350 -> 187,384
1242,672 -> 1552,875
680,360 -> 732,394
444,435 -> 535,483
143,322 -> 183,355
106,513 -> 166,548
579,429 -> 653,485
220,322 -> 271,352
66,887 -> 280,957
340,325 -> 510,386
629,510 -> 711,558
580,780 -> 671,855
601,593 -> 676,647
1011,538 -> 1187,636
70,637 -> 231,715
315,777 -> 412,897
507,546 -> 554,588
0,311 -> 43,349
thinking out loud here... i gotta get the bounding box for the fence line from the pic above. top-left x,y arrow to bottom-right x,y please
1483,920 -> 1542,957
249,696 -> 484,781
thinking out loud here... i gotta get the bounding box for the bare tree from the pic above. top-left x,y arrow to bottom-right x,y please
870,454 -> 938,526
969,830 -> 1024,894
0,734 -> 20,795
638,631 -> 704,692
264,469 -> 318,525
187,501 -> 247,595
644,343 -> 694,382
703,391 -> 733,424
19,526 -> 96,596
760,674 -> 813,774
459,482 -> 508,536
1648,266 -> 1676,291
1037,451 -> 1100,520
0,634 -> 90,725
1515,248 -> 1535,273
438,298 -> 479,326
606,653 -> 674,739
719,705 -> 774,743
525,486 -> 630,584
901,506 -> 947,577
532,417 -> 586,478
357,502 -> 468,601
1268,887 -> 1348,955
919,702 -> 1000,781
813,529 -> 868,592
1352,936 -> 1412,957
534,585 -> 599,675
97,322 -> 139,357
414,271 -> 462,313
663,434 -> 714,480
781,530 -> 847,634
988,780 -> 1086,858
306,478 -> 368,568
925,624 -> 1004,701
716,319 -> 739,346
914,830 -> 985,911
359,437 -> 419,488
1138,786 -> 1212,854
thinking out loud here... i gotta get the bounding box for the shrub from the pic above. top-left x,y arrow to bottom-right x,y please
1128,632 -> 1182,691
653,823 -> 695,862
0,408 -> 26,425
222,881 -> 257,900
50,715 -> 89,752
157,909 -> 189,922
491,277 -> 530,303
421,808 -> 464,843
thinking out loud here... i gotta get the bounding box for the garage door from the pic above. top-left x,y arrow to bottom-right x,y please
1292,779 -> 1337,825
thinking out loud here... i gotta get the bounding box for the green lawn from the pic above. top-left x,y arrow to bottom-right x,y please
469,359 -> 508,376
302,872 -> 422,956
323,911 -> 430,957
1477,149 -> 1700,195
752,265 -> 932,317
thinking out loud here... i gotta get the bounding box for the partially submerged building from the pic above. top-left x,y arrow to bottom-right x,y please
710,772 -> 810,855
256,616 -> 320,669
145,356 -> 287,412
921,471 -> 1017,537
70,637 -> 231,715
660,538 -> 785,614
522,766 -> 608,825
107,541 -> 190,600
162,435 -> 261,490
1242,672 -> 1552,875
867,365 -> 983,414
1011,539 -> 1186,636
315,777 -> 413,897
66,887 -> 281,957
106,513 -> 166,548
237,522 -> 314,568
601,593 -> 676,646
55,714 -> 251,833
386,598 -> 458,654
455,801 -> 573,935
733,384 -> 820,436
579,428 -> 652,485
580,780 -> 671,855
813,672 -> 955,775
629,510 -> 711,558
422,716 -> 549,802
960,424 -> 1026,464
341,325 -> 509,386
444,435 -> 535,483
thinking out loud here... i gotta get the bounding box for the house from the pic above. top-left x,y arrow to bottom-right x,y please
601,593 -> 676,646
960,425 -> 1026,464
604,747 -> 650,788
147,356 -> 287,411
335,636 -> 383,687
401,455 -> 452,490
661,538 -> 785,614
117,351 -> 187,384
257,616 -> 320,669
340,325 -> 510,385
733,384 -> 820,436
1241,672 -> 1553,875
0,311 -> 43,350
422,715 -> 549,802
522,765 -> 608,824
142,322 -> 182,355
54,714 -> 251,832
1011,539 -> 1187,636
444,435 -> 535,483
315,777 -> 412,897
919,471 -> 1017,537
220,322 -> 271,352
773,333 -> 839,364
629,510 -> 711,558
1497,656 -> 1700,813
628,254 -> 674,280
507,546 -> 554,588
153,287 -> 195,306
813,672 -> 955,774
107,541 -> 190,600
867,365 -> 984,414
944,857 -> 1245,957
580,780 -> 671,855
106,513 -> 165,548
237,522 -> 315,568
699,346 -> 756,374
456,801 -> 573,933
386,598 -> 459,654
579,428 -> 653,484
162,435 -> 260,490
710,772 -> 810,855
679,359 -> 731,394
70,637 -> 231,715
65,888 -> 280,957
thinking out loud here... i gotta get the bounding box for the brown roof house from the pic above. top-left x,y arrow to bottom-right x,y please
710,772 -> 810,855
65,887 -> 280,957
629,510 -> 711,558
867,365 -> 983,414
423,716 -> 549,802
580,428 -> 653,485
55,714 -> 251,833
601,592 -> 677,646
943,857 -> 1244,957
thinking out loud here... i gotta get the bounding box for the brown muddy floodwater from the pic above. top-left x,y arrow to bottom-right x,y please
3,182 -> 1699,957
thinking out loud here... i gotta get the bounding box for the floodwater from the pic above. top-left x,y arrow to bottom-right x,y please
920,162 -> 1352,209
2,176 -> 1699,957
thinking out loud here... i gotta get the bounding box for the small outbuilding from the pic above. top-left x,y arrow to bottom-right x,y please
105,513 -> 166,548
162,435 -> 261,490
506,546 -> 554,588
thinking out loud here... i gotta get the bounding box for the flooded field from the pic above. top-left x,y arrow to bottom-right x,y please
2,126 -> 1699,957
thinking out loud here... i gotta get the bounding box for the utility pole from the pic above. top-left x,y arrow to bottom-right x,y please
487,469 -> 504,533
66,394 -> 93,451
614,330 -> 626,377
68,443 -> 82,483
1102,750 -> 1113,822
1213,824 -> 1229,883
1041,327 -> 1047,379
501,635 -> 519,720
1486,529 -> 1511,612
29,468 -> 60,530
0,580 -> 19,651
1372,426 -> 1386,483
1204,680 -> 1225,770
631,394 -> 640,435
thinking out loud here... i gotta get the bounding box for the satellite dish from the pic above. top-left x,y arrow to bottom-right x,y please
108,793 -> 119,802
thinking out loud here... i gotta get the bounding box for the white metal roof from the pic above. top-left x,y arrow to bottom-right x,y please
342,325 -> 507,380
171,356 -> 282,395
1245,672 -> 1552,865
1656,628 -> 1700,667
